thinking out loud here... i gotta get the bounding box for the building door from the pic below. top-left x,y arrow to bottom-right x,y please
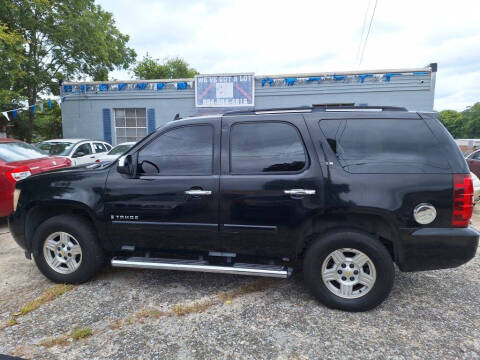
104,121 -> 221,252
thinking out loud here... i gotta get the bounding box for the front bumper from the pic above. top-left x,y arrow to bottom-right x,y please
397,227 -> 479,271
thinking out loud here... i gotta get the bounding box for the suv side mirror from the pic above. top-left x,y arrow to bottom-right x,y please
117,154 -> 133,176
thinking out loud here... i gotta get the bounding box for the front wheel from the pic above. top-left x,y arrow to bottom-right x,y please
32,215 -> 105,284
303,230 -> 394,311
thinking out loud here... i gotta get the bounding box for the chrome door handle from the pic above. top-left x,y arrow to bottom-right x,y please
185,189 -> 212,196
284,189 -> 316,196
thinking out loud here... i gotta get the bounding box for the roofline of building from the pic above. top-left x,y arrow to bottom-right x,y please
63,64 -> 436,86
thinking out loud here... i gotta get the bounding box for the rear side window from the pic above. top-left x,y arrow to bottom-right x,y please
319,119 -> 451,173
93,143 -> 107,153
230,122 -> 307,174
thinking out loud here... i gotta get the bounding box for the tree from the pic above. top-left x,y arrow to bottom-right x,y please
438,109 -> 464,138
462,102 -> 480,138
0,0 -> 136,142
133,54 -> 198,80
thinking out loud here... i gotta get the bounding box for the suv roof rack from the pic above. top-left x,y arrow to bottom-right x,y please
223,105 -> 407,116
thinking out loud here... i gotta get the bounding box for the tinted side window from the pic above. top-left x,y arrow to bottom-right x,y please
230,122 -> 306,174
74,143 -> 92,156
319,119 -> 451,173
138,125 -> 213,175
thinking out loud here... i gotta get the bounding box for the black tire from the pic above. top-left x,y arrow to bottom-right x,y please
32,214 -> 105,284
303,230 -> 394,312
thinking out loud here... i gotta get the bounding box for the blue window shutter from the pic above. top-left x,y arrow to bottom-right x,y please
147,109 -> 155,134
102,109 -> 112,144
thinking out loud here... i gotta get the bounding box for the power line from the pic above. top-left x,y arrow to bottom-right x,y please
358,0 -> 378,65
355,0 -> 372,65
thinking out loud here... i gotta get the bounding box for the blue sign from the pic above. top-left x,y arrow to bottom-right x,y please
195,73 -> 254,107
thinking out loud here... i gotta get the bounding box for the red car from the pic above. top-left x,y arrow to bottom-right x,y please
0,138 -> 71,217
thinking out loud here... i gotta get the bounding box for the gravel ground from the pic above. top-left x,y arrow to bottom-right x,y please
0,214 -> 479,360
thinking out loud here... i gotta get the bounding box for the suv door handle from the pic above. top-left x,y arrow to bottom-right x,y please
284,189 -> 316,196
185,189 -> 212,196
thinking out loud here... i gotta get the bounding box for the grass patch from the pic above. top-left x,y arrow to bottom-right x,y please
171,300 -> 215,316
38,335 -> 69,348
107,279 -> 278,331
38,327 -> 92,348
16,284 -> 75,316
1,284 -> 75,330
71,327 -> 92,340
218,279 -> 274,302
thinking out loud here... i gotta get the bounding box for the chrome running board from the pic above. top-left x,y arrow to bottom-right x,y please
111,256 -> 292,278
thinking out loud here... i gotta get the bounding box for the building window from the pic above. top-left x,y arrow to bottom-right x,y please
114,108 -> 147,144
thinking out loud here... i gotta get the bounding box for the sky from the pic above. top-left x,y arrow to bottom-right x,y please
96,0 -> 480,111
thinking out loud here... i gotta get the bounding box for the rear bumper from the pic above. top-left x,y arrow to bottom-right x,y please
397,227 -> 479,271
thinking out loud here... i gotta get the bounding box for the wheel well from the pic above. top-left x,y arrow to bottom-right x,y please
299,213 -> 397,261
25,205 -> 96,251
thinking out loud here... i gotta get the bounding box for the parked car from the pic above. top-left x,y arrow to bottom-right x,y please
0,138 -> 71,217
471,172 -> 480,204
37,139 -> 112,166
465,149 -> 480,178
95,142 -> 136,164
9,106 -> 478,312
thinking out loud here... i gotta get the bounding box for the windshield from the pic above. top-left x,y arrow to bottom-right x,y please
0,141 -> 47,162
38,141 -> 74,156
108,143 -> 133,155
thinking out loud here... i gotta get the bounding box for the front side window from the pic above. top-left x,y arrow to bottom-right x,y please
114,108 -> 147,144
137,125 -> 213,175
230,122 -> 307,174
74,143 -> 92,157
319,119 -> 451,173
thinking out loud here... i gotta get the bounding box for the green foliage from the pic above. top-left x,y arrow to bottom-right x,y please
438,102 -> 480,139
133,54 -> 199,80
0,0 -> 136,141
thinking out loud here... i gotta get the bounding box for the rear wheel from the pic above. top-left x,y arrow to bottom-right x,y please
32,215 -> 104,284
303,230 -> 394,311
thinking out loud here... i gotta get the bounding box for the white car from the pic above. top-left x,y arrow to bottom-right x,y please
37,139 -> 112,166
96,142 -> 135,163
471,172 -> 480,204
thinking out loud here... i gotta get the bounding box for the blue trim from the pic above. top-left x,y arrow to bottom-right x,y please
177,82 -> 187,90
136,83 -> 147,90
333,75 -> 345,81
413,71 -> 428,75
102,109 -> 112,144
157,83 -> 165,90
99,84 -> 109,91
118,83 -> 127,91
358,74 -> 373,83
284,77 -> 297,86
261,78 -> 273,87
306,76 -> 322,83
147,109 -> 155,134
385,73 -> 401,82
63,85 -> 72,92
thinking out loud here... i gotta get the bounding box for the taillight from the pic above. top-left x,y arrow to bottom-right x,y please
95,159 -> 100,163
5,166 -> 32,183
65,158 -> 72,167
452,174 -> 474,227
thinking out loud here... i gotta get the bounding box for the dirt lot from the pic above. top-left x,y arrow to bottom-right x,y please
0,213 -> 479,360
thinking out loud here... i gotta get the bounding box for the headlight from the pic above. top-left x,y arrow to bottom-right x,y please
13,188 -> 21,212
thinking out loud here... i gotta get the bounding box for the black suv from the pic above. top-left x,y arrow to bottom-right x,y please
8,106 -> 479,311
